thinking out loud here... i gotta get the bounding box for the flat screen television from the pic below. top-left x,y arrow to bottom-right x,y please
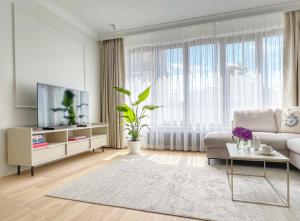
37,83 -> 89,128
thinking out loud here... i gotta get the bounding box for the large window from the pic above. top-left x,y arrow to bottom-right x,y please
188,43 -> 220,126
125,13 -> 283,151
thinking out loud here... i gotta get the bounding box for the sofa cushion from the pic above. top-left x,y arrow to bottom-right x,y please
279,107 -> 300,133
275,108 -> 282,131
275,107 -> 300,132
287,138 -> 300,154
233,109 -> 277,133
203,132 -> 233,148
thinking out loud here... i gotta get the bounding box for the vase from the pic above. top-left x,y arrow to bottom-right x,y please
237,139 -> 249,150
127,140 -> 142,154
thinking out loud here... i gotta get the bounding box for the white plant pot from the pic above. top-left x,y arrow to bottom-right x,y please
128,140 -> 142,154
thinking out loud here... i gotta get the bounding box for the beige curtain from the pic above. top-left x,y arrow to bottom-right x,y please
283,11 -> 300,107
100,38 -> 125,148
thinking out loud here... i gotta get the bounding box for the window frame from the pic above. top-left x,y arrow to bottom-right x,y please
126,29 -> 283,128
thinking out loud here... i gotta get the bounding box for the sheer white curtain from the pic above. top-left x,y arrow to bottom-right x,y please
124,13 -> 283,151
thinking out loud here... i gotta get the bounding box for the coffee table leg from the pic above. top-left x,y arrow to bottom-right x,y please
226,158 -> 228,174
287,162 -> 290,206
231,159 -> 233,200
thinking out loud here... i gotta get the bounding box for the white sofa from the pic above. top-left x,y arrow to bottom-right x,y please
204,109 -> 300,169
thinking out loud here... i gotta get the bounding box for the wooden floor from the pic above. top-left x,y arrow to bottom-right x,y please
0,148 -> 207,221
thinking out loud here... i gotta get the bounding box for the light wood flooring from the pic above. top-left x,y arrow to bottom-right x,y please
0,148 -> 207,221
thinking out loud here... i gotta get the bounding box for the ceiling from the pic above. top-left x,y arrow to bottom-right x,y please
51,0 -> 300,39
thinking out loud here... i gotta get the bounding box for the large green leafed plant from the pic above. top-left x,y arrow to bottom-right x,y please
114,86 -> 160,141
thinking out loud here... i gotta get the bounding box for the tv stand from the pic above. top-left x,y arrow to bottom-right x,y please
7,124 -> 108,176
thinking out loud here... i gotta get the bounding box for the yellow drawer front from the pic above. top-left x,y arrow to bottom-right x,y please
67,140 -> 90,155
91,136 -> 107,149
32,144 -> 66,165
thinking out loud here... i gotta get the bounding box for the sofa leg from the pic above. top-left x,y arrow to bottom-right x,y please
17,165 -> 20,175
31,166 -> 34,176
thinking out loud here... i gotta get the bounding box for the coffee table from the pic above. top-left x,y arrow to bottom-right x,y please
226,143 -> 290,207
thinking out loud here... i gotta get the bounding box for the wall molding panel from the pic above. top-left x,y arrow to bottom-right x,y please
13,3 -> 86,108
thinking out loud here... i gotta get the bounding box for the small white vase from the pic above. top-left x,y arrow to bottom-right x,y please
127,140 -> 142,154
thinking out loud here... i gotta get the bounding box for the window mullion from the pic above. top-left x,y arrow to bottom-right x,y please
256,36 -> 263,107
219,41 -> 228,127
183,43 -> 189,127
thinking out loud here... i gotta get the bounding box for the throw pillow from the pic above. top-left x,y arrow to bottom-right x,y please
281,107 -> 300,133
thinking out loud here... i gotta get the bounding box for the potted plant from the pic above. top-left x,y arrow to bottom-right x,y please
114,86 -> 160,154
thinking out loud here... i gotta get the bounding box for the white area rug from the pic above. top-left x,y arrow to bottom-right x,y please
47,154 -> 300,221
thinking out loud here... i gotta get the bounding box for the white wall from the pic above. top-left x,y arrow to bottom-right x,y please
14,4 -> 87,107
0,0 -> 100,176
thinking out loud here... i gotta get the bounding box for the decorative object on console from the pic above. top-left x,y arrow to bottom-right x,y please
32,134 -> 48,149
114,86 -> 160,154
32,142 -> 49,149
232,127 -> 253,149
68,136 -> 87,141
32,134 -> 46,144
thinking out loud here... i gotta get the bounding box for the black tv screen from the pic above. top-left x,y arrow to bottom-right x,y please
37,83 -> 89,128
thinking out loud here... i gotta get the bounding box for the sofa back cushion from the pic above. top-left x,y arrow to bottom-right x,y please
233,109 -> 277,133
275,107 -> 300,133
275,108 -> 282,131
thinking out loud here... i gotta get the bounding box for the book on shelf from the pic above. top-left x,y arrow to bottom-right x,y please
68,136 -> 87,141
32,135 -> 44,139
32,138 -> 46,144
32,135 -> 46,144
32,142 -> 48,149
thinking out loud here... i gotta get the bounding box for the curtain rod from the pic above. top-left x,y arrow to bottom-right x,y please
98,1 -> 300,41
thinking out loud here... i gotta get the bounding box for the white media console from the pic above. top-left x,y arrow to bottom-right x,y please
7,124 -> 108,176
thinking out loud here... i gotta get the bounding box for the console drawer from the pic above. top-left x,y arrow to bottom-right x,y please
67,140 -> 90,155
91,135 -> 107,148
32,144 -> 66,165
